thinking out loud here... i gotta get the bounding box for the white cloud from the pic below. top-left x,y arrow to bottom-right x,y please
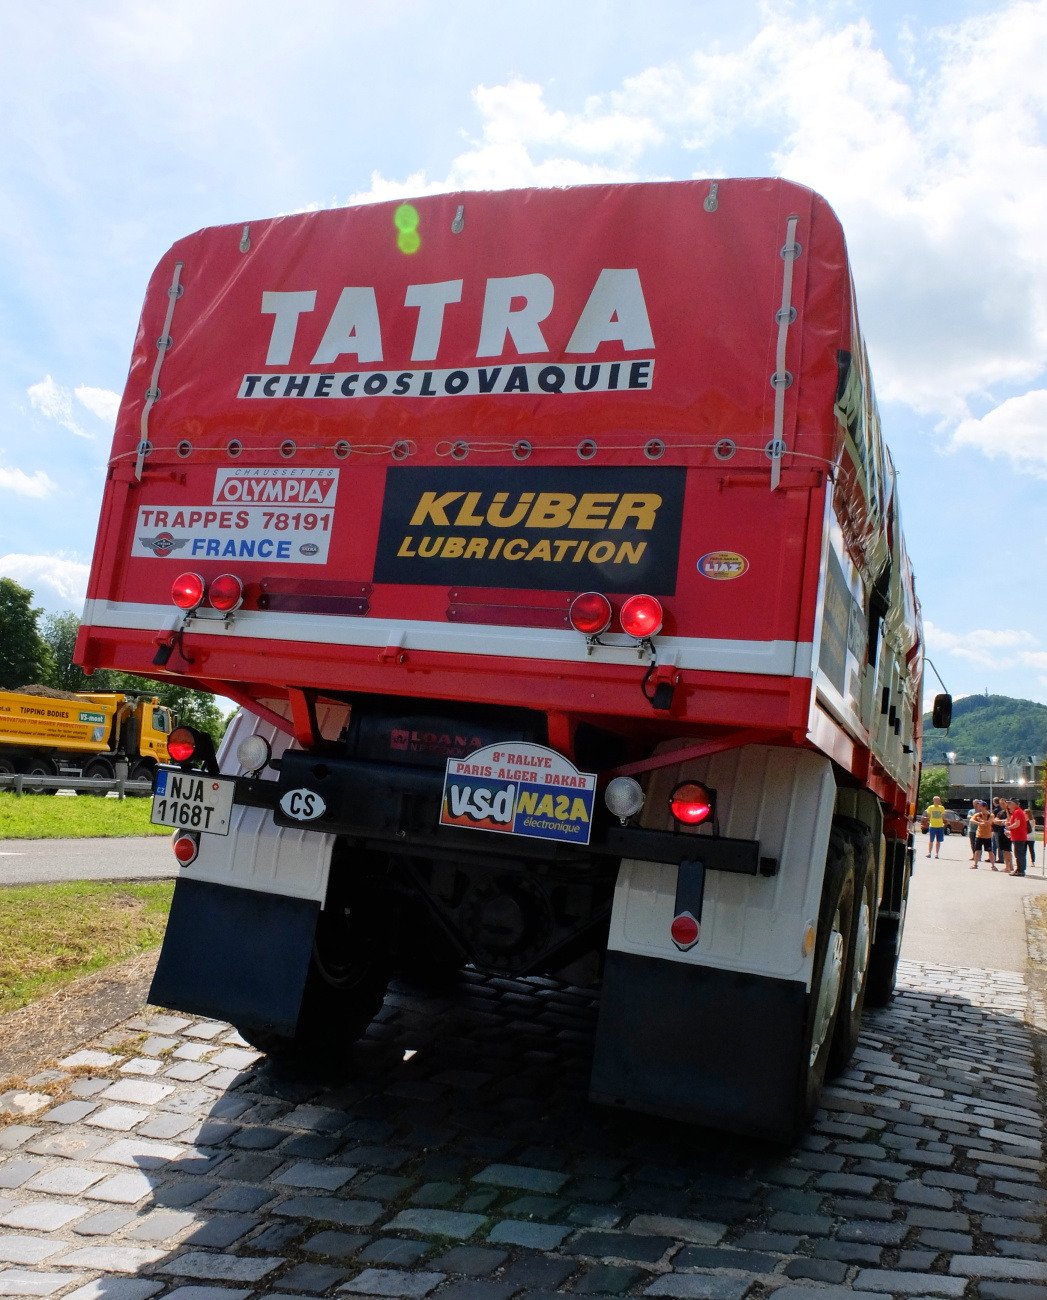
925,620 -> 1037,669
0,552 -> 89,609
473,80 -> 662,158
0,467 -> 58,499
345,3 -> 1047,427
25,377 -> 119,444
26,375 -> 93,441
74,385 -> 120,425
951,390 -> 1047,477
347,78 -> 659,205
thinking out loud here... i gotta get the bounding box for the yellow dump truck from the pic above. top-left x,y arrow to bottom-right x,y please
0,687 -> 174,786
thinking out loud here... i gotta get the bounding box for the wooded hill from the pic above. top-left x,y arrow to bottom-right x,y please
921,694 -> 1047,764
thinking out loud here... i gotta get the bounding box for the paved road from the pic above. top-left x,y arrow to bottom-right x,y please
903,826 -> 1047,971
0,960 -> 1044,1298
0,837 -> 173,885
0,831 -> 1045,1297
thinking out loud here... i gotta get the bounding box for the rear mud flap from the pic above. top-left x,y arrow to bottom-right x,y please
150,878 -> 319,1035
589,950 -> 807,1142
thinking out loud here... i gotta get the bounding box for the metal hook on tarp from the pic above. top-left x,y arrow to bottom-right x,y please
769,215 -> 800,491
136,261 -> 184,481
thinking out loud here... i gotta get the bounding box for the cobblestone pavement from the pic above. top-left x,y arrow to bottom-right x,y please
0,957 -> 1044,1300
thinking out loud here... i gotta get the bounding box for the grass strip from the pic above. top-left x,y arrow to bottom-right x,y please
0,792 -> 169,840
0,880 -> 173,1015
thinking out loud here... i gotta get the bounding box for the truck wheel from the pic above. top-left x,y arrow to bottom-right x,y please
128,760 -> 154,794
796,832 -> 855,1130
828,832 -> 875,1075
0,757 -> 15,777
866,838 -> 910,1007
236,857 -> 391,1062
866,915 -> 903,1007
20,757 -> 57,795
393,908 -> 464,989
82,758 -> 115,793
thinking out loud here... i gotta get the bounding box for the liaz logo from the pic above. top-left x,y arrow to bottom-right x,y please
140,532 -> 188,557
698,550 -> 748,580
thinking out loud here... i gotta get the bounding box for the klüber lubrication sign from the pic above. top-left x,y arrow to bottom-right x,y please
440,744 -> 597,845
376,466 -> 684,593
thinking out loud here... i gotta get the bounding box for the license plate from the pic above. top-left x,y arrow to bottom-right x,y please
152,768 -> 235,835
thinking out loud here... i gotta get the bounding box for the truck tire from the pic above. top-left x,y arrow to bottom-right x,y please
865,837 -> 910,1007
20,756 -> 57,795
828,830 -> 875,1075
236,855 -> 391,1062
82,758 -> 115,792
393,906 -> 464,990
0,757 -> 15,776
796,831 -> 855,1130
128,760 -> 154,794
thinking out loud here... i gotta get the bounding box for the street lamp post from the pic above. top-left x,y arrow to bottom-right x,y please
989,755 -> 999,808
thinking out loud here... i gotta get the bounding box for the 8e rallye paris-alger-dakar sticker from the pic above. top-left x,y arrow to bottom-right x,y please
132,467 -> 338,565
440,743 -> 597,845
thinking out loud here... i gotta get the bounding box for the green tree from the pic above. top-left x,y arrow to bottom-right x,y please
19,605 -> 229,746
918,766 -> 950,808
0,579 -> 52,689
40,610 -> 96,693
105,672 -> 228,747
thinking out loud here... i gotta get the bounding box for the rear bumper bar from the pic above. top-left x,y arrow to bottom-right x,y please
228,750 -> 772,875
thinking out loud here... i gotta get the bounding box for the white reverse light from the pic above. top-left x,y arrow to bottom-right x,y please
604,776 -> 645,823
236,733 -> 272,776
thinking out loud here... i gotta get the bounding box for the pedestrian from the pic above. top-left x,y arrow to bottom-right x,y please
971,801 -> 996,868
992,797 -> 1013,873
1005,799 -> 1029,876
1025,803 -> 1038,868
966,801 -> 980,861
925,795 -> 946,858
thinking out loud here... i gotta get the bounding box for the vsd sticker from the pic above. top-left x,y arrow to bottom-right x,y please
697,550 -> 748,580
440,743 -> 597,845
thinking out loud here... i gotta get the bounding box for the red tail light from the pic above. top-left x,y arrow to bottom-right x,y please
171,572 -> 205,610
569,591 -> 612,636
670,911 -> 700,949
208,573 -> 243,612
167,726 -> 198,763
172,833 -> 199,865
620,593 -> 663,639
670,781 -> 714,826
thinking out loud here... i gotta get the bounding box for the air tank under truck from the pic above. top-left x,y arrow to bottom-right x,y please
76,178 -> 948,1141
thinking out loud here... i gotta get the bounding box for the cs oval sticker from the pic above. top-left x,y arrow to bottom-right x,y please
279,788 -> 327,821
698,551 -> 748,580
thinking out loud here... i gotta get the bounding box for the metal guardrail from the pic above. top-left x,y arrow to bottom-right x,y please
0,774 -> 153,798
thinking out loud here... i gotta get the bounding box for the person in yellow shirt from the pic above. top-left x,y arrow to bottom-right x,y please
925,796 -> 946,858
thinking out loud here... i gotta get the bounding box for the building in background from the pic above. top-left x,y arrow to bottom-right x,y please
939,755 -> 1043,813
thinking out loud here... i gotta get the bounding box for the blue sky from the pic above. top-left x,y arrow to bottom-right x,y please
2,0 -> 1045,719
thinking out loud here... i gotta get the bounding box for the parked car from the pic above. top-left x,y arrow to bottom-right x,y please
919,809 -> 966,835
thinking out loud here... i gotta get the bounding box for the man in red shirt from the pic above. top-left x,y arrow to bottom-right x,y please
1005,800 -> 1029,877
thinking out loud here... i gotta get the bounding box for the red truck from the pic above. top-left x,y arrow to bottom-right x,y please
76,178 -> 949,1140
